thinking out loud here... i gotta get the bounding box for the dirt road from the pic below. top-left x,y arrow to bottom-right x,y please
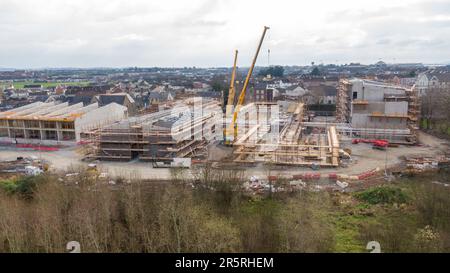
0,131 -> 448,180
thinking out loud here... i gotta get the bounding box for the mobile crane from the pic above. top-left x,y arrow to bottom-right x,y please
224,49 -> 238,139
224,26 -> 269,145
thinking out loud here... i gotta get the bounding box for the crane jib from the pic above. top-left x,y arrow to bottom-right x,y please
224,26 -> 270,144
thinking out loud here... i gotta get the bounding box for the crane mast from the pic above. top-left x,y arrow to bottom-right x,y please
225,26 -> 270,144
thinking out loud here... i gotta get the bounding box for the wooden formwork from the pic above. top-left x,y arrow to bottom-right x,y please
233,102 -> 340,167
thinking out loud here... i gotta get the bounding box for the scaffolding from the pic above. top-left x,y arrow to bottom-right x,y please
88,98 -> 219,162
336,78 -> 419,144
336,79 -> 351,123
406,85 -> 420,143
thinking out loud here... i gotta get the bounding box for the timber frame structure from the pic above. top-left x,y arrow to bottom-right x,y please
232,102 -> 340,167
0,101 -> 127,144
87,98 -> 220,162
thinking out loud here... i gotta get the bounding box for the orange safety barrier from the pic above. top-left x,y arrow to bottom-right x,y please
16,144 -> 59,151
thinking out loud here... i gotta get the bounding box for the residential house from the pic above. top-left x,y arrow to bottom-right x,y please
95,93 -> 136,115
416,70 -> 450,96
284,85 -> 308,99
148,91 -> 175,105
309,84 -> 337,105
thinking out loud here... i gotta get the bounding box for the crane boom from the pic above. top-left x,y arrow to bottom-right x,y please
225,50 -> 238,120
226,26 -> 270,142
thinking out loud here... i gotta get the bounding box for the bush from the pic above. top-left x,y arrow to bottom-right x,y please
15,176 -> 38,198
355,186 -> 409,205
0,176 -> 42,198
0,179 -> 19,194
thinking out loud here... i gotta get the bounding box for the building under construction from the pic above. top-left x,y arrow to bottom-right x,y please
0,101 -> 127,145
232,102 -> 340,167
89,98 -> 221,163
336,78 -> 419,144
219,26 -> 339,167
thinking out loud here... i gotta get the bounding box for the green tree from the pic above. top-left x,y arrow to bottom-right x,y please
258,66 -> 284,77
310,67 -> 321,76
212,82 -> 224,92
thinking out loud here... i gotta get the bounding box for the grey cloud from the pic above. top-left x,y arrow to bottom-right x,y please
376,38 -> 391,45
0,0 -> 449,67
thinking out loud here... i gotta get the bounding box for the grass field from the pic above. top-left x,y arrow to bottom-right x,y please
1,81 -> 91,89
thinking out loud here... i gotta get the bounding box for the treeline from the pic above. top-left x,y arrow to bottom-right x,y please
0,167 -> 334,253
0,167 -> 449,252
258,66 -> 284,77
421,87 -> 450,139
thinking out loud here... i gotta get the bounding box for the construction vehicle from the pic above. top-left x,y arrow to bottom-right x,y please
223,49 -> 238,141
372,140 -> 389,150
224,26 -> 270,145
352,138 -> 389,150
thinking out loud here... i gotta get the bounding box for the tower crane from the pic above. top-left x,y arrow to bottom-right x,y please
224,26 -> 270,144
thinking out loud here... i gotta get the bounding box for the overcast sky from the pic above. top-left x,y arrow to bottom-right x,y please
1,0 -> 449,68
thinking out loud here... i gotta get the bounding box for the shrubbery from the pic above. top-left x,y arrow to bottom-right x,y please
355,186 -> 409,205
0,176 -> 40,198
0,170 -> 334,253
0,171 -> 449,252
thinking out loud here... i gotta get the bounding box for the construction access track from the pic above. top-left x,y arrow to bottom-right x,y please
0,131 -> 447,181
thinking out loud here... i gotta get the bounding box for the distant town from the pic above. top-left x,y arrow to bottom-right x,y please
0,61 -> 446,114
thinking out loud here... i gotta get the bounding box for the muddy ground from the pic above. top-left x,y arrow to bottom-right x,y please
0,131 -> 448,181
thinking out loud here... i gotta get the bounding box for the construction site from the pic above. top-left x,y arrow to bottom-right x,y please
79,26 -> 343,168
0,26 -> 429,175
78,26 -> 425,170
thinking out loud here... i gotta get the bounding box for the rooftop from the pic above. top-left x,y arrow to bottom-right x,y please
0,101 -> 100,121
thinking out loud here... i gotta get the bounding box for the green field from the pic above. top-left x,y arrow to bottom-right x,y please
1,81 -> 91,89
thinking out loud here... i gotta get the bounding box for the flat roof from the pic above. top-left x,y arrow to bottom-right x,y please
0,101 -> 99,122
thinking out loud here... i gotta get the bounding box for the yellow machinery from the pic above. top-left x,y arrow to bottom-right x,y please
224,49 -> 238,138
224,26 -> 269,144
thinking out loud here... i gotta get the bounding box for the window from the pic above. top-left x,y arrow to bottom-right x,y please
24,120 -> 40,128
42,121 -> 56,129
27,130 -> 40,139
353,92 -> 358,99
62,131 -> 75,140
9,120 -> 24,128
10,129 -> 25,138
0,128 -> 8,137
61,122 -> 74,130
44,130 -> 57,140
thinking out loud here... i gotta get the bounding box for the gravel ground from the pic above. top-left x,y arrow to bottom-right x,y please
0,131 -> 448,180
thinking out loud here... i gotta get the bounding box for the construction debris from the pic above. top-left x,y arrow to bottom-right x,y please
403,155 -> 450,174
0,156 -> 47,178
431,181 -> 450,187
24,165 -> 43,176
336,180 -> 349,189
